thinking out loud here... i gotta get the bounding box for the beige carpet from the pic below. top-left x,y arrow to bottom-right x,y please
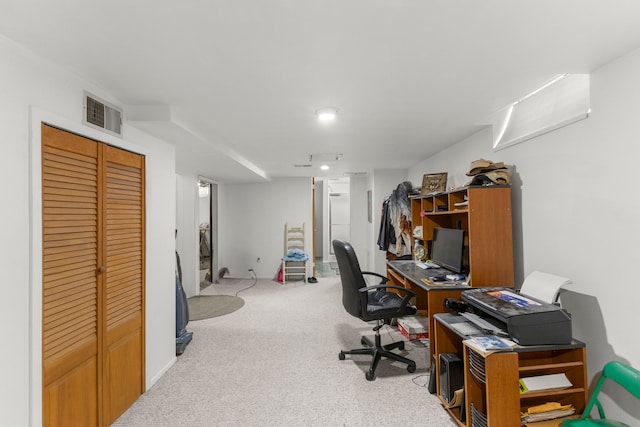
187,295 -> 245,320
113,277 -> 458,426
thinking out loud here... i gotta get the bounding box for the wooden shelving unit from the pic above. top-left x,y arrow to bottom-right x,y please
386,186 -> 515,362
433,314 -> 588,427
410,186 -> 514,287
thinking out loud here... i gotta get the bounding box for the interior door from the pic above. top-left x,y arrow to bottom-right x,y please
328,193 -> 350,257
41,124 -> 144,426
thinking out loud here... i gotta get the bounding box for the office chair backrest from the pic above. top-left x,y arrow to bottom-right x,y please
332,240 -> 367,319
582,361 -> 640,421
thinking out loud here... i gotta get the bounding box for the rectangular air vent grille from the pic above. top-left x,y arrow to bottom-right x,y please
84,92 -> 123,137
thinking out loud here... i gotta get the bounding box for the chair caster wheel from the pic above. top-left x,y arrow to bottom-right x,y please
339,351 -> 345,360
361,337 -> 368,346
398,341 -> 405,350
407,363 -> 416,373
365,371 -> 375,381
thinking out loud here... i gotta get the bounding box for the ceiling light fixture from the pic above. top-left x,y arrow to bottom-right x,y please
492,74 -> 590,151
316,108 -> 337,122
320,164 -> 330,170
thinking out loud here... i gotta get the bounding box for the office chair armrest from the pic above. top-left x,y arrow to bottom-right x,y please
359,284 -> 415,296
358,284 -> 416,309
361,271 -> 388,284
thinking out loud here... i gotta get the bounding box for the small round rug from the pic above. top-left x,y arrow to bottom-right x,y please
188,295 -> 245,320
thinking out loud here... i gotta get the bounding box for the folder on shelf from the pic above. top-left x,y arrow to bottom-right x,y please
519,373 -> 572,394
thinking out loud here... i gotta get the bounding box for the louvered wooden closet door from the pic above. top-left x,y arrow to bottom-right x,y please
42,125 -> 100,426
42,125 -> 145,427
102,145 -> 145,424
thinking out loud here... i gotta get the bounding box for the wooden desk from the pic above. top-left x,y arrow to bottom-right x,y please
433,313 -> 588,427
386,260 -> 470,360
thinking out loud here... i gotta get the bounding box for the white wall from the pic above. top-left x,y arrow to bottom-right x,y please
218,178 -> 313,279
349,176 -> 368,268
409,49 -> 640,424
176,174 -> 199,297
0,36 -> 176,426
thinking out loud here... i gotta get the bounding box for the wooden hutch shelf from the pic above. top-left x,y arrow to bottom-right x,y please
410,185 -> 514,287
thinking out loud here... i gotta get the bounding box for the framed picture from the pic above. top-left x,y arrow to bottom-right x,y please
421,172 -> 448,195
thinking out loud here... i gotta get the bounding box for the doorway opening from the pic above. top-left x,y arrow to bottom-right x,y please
314,177 -> 350,277
198,179 -> 218,291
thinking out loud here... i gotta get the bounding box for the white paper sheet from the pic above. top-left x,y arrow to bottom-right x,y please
519,373 -> 572,393
519,271 -> 572,304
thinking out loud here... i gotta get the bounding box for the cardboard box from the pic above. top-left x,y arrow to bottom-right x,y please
397,315 -> 429,340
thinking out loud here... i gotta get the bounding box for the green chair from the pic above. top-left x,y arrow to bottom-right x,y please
562,361 -> 640,426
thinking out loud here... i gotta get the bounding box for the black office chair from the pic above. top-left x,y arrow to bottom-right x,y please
333,239 -> 417,381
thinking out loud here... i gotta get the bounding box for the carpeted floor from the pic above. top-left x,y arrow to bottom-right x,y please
113,277 -> 458,426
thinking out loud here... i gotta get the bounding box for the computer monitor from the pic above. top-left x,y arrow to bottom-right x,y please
430,227 -> 465,273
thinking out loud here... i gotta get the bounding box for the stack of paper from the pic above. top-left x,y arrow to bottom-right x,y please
519,373 -> 572,394
521,402 -> 575,423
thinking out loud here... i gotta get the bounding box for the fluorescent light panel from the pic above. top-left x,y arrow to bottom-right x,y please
493,74 -> 590,151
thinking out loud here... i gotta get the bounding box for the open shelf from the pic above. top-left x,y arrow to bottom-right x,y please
410,186 -> 514,287
433,314 -> 588,426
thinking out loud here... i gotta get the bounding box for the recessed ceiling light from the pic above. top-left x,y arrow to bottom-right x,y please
320,164 -> 330,170
316,108 -> 337,122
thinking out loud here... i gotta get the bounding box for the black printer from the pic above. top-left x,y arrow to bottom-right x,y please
461,287 -> 572,345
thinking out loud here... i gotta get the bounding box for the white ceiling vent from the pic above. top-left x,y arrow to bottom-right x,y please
309,153 -> 342,162
83,91 -> 123,137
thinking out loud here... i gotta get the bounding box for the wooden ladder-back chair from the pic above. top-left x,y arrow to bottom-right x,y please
281,223 -> 308,284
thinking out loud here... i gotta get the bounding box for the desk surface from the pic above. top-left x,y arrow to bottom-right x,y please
434,312 -> 585,352
387,260 -> 471,291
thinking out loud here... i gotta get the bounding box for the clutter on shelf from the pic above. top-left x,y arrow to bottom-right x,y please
464,158 -> 511,186
521,401 -> 575,423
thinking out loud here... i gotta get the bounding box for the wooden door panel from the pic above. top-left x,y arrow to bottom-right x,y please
42,125 -> 100,427
105,323 -> 143,423
43,354 -> 98,427
102,146 -> 145,425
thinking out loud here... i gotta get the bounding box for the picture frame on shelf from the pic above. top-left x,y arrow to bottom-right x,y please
421,172 -> 448,195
